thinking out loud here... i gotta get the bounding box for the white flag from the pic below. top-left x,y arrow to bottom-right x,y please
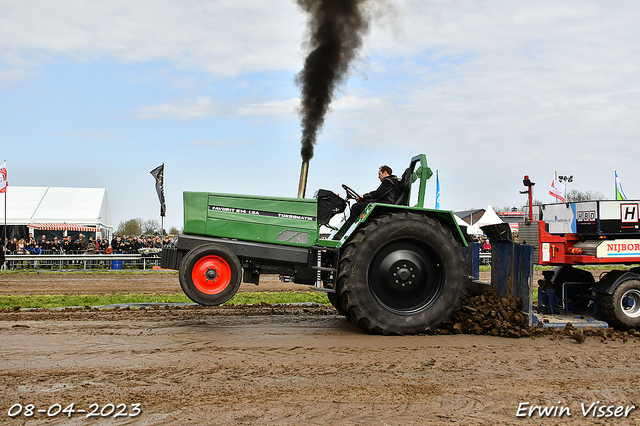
0,161 -> 7,193
549,174 -> 565,202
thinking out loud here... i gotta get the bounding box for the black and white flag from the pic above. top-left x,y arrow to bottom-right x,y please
150,164 -> 166,217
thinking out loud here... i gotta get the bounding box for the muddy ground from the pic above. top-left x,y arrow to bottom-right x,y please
1,272 -> 640,425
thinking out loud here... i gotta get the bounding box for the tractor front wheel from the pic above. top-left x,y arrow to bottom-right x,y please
179,244 -> 242,306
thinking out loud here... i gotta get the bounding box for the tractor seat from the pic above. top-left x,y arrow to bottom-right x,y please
395,167 -> 412,206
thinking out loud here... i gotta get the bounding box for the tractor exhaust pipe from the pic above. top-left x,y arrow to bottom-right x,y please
297,161 -> 309,199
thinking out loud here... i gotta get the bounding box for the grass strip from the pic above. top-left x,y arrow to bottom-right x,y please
0,292 -> 330,310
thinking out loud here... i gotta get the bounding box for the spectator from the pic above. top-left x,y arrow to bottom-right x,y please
7,238 -> 17,253
63,236 -> 73,253
50,237 -> 61,253
122,236 -> 132,252
115,236 -> 126,253
74,234 -> 87,252
86,237 -> 98,254
16,239 -> 25,255
99,237 -> 109,253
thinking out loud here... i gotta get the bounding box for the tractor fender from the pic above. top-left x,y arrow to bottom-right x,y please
353,203 -> 468,247
594,270 -> 640,295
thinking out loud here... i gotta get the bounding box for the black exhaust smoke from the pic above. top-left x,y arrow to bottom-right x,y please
296,0 -> 370,198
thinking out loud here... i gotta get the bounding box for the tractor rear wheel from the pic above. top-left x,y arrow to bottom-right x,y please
337,212 -> 466,335
599,279 -> 640,329
179,244 -> 242,306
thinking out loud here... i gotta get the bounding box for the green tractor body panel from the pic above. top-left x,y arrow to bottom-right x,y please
183,191 -> 319,248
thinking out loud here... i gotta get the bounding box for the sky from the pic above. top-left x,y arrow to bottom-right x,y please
1,0 -> 639,232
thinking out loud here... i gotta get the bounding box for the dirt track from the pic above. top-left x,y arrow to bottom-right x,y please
0,271 -> 303,296
1,272 -> 640,425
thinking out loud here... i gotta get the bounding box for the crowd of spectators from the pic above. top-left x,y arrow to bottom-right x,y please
2,234 -> 174,255
471,235 -> 492,253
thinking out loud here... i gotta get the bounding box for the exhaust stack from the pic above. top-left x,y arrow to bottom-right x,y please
297,161 -> 309,198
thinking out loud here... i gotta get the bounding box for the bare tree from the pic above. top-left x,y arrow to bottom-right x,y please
565,189 -> 606,202
142,219 -> 160,235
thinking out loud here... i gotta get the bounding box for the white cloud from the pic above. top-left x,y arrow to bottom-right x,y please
0,0 -> 306,76
238,98 -> 300,117
333,96 -> 384,111
137,94 -> 386,121
135,97 -> 221,120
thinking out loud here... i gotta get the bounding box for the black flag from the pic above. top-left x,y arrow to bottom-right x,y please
150,164 -> 166,217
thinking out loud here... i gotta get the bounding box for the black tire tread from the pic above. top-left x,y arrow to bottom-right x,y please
599,279 -> 640,330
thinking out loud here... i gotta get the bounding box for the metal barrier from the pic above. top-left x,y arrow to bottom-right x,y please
2,253 -> 161,270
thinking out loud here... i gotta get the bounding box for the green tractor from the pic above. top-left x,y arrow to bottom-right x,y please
162,154 -> 472,335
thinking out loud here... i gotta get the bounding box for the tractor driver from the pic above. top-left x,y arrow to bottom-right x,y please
334,165 -> 400,239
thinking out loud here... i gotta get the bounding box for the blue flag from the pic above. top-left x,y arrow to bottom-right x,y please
435,170 -> 440,209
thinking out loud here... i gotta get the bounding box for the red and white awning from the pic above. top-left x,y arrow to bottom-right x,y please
27,223 -> 101,232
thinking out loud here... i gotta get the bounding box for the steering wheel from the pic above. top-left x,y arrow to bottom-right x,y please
341,184 -> 361,201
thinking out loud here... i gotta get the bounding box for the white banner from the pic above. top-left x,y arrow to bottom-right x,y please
549,175 -> 565,202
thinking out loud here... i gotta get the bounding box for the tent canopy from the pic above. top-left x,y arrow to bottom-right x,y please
454,205 -> 503,236
27,223 -> 101,232
454,214 -> 481,235
475,205 -> 504,228
0,186 -> 111,229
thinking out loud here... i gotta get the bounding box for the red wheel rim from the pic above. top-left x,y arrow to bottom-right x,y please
192,255 -> 232,295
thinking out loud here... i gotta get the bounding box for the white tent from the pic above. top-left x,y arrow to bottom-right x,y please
475,205 -> 504,229
454,214 -> 481,235
0,186 -> 112,234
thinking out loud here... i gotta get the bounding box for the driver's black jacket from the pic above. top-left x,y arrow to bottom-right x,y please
362,175 -> 400,204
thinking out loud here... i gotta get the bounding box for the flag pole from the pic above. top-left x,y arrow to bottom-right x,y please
3,160 -> 6,243
2,160 -> 6,269
435,170 -> 440,210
